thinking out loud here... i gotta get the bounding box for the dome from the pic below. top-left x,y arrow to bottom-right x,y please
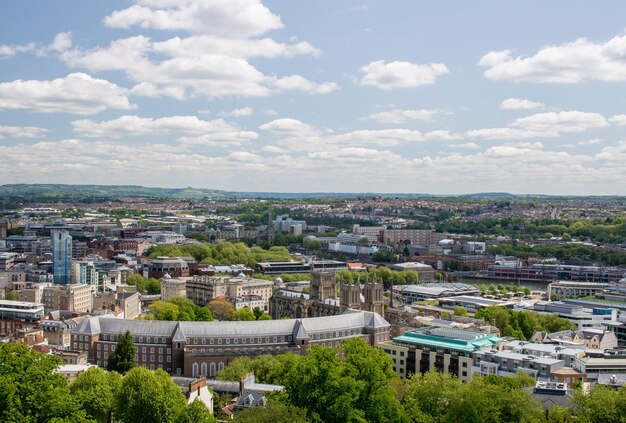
162,273 -> 171,279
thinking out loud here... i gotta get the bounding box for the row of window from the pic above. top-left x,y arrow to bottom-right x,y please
191,361 -> 224,378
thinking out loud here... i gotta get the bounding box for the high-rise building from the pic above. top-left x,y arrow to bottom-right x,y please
51,230 -> 72,285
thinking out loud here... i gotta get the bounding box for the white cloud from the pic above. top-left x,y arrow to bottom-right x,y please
0,125 -> 48,139
596,140 -> 626,162
219,107 -> 254,117
358,60 -> 449,89
479,32 -> 626,83
450,142 -> 480,149
51,32 -> 72,52
262,145 -> 283,154
72,115 -> 258,145
609,114 -> 626,126
0,42 -> 37,57
579,139 -> 603,146
104,0 -> 284,37
259,118 -> 316,135
271,75 -> 339,94
0,73 -> 136,115
361,108 -> 446,124
465,128 -> 559,140
424,130 -> 462,140
63,34 -> 334,98
152,35 -> 320,59
500,98 -> 544,110
512,111 -> 609,133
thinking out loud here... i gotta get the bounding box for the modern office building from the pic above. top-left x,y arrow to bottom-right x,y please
0,299 -> 45,335
379,327 -> 502,382
51,230 -> 72,285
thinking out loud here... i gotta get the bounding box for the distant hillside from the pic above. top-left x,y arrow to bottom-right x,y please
0,184 -> 623,202
0,184 -> 229,200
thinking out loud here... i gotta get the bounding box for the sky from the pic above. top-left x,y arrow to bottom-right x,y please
1,1 -> 626,195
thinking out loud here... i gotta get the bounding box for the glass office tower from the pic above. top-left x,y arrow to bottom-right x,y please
51,230 -> 72,285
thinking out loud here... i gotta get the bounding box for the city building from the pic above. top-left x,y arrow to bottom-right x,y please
186,275 -> 274,312
548,281 -> 613,301
352,224 -> 384,242
533,301 -> 617,329
161,275 -> 188,301
270,270 -> 384,319
382,229 -> 447,247
51,230 -> 72,285
71,309 -> 390,377
390,262 -> 436,282
473,349 -> 565,380
42,284 -> 93,313
273,215 -> 307,233
530,328 -> 618,350
393,283 -> 480,303
0,299 -> 45,336
487,263 -> 625,283
438,295 -> 518,313
379,327 -> 502,382
573,351 -> 626,382
147,257 -> 190,279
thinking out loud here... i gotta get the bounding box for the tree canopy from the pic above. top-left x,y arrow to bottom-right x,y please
148,297 -> 213,321
475,306 -> 576,340
147,242 -> 291,268
107,330 -> 136,374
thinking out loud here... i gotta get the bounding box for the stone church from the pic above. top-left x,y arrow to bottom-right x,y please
269,270 -> 385,319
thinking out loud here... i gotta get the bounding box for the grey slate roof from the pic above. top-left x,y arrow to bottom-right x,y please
73,309 -> 389,339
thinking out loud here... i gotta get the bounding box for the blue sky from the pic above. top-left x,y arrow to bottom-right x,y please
1,0 -> 626,194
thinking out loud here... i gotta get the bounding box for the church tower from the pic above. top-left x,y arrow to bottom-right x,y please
340,280 -> 361,313
363,279 -> 385,316
310,270 -> 336,302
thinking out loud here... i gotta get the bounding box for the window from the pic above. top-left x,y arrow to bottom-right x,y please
167,348 -> 171,354
150,347 -> 154,354
150,355 -> 154,362
97,351 -> 101,358
142,354 -> 146,361
139,337 -> 143,343
210,338 -> 214,345
147,337 -> 151,343
167,356 -> 171,363
218,338 -> 222,345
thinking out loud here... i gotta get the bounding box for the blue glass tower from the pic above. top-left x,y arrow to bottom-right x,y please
51,230 -> 72,285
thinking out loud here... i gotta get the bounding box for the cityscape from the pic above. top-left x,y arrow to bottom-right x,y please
2,1 -> 626,423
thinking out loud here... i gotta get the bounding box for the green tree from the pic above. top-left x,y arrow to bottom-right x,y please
116,367 -> 188,423
149,301 -> 180,321
186,399 -> 217,423
372,249 -> 395,263
107,331 -> 136,374
453,306 -> 468,317
232,307 -> 255,321
208,300 -> 235,321
4,290 -> 19,300
253,306 -> 264,320
0,342 -> 92,423
234,401 -> 309,423
70,368 -> 122,423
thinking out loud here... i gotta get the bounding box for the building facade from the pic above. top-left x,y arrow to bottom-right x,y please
71,310 -> 390,377
270,270 -> 385,319
51,230 -> 72,285
379,327 -> 502,382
